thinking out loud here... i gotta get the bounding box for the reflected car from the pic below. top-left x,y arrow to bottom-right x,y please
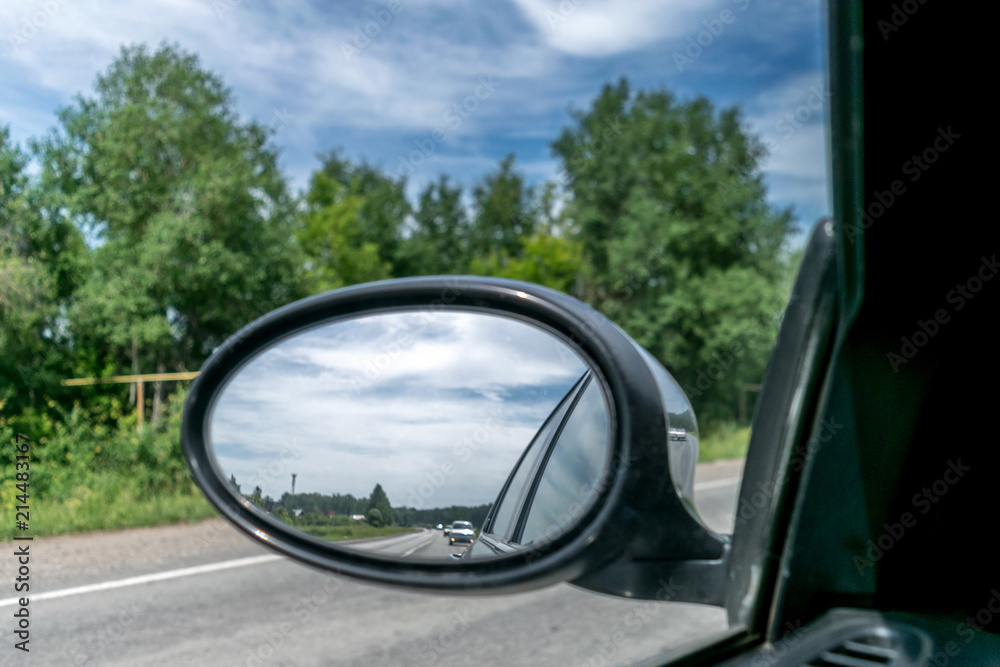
466,368 -> 693,558
448,521 -> 475,545
435,523 -> 444,531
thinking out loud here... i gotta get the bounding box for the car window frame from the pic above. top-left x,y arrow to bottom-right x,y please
480,371 -> 591,546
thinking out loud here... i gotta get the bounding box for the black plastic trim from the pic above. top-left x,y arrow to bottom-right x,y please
182,276 -> 725,595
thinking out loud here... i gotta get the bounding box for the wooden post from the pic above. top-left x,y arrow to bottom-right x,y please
136,380 -> 144,432
61,371 -> 200,432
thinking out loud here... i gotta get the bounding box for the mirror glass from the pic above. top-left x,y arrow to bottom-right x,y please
208,309 -> 613,560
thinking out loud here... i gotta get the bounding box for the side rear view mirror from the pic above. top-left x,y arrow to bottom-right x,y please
182,277 -> 727,601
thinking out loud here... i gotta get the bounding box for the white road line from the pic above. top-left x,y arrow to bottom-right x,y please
401,534 -> 435,557
0,478 -> 742,608
694,476 -> 742,491
0,554 -> 282,608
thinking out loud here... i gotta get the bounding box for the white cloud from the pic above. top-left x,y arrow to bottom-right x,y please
743,72 -> 831,221
511,0 -> 706,56
1,0 -> 828,230
210,310 -> 597,508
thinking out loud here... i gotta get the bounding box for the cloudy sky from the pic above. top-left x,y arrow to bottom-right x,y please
210,309 -> 603,508
1,0 -> 829,237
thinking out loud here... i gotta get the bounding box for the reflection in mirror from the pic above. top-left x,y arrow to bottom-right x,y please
209,309 -> 613,561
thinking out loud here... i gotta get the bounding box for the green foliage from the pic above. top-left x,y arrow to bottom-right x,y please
35,43 -> 304,390
1,50 -> 798,540
1,127 -> 84,417
469,233 -> 584,294
297,177 -> 389,291
470,155 -> 535,262
0,388 -> 212,539
395,175 -> 470,275
699,423 -> 752,461
299,150 -> 409,288
279,491 -> 367,517
367,483 -> 394,526
553,78 -> 794,421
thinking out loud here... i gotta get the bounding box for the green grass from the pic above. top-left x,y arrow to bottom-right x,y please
0,385 -> 749,543
699,424 -> 751,462
0,476 -> 217,541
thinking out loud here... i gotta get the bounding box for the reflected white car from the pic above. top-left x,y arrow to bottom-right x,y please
448,521 -> 475,545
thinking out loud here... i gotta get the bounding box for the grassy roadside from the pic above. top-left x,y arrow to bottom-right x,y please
2,390 -> 750,542
0,480 -> 217,541
699,424 -> 751,462
296,524 -> 417,542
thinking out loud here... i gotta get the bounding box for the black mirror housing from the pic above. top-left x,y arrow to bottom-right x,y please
182,276 -> 726,599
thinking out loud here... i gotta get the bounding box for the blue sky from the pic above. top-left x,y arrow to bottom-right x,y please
1,0 -> 829,239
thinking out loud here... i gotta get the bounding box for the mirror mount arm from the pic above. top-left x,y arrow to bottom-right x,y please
571,542 -> 731,606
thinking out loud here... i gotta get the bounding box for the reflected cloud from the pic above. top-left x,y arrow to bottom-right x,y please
210,310 -> 589,510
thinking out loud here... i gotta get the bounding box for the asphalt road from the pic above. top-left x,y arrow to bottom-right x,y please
1,461 -> 742,667
347,528 -> 468,559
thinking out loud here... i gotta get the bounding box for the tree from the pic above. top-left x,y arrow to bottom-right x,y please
300,150 -> 409,286
396,174 -> 469,275
553,78 -> 794,422
367,483 -> 394,526
469,155 -> 535,263
34,44 -> 304,419
0,126 -> 83,417
469,233 -> 584,294
297,167 -> 391,291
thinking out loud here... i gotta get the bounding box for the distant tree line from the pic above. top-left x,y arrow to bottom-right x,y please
235,479 -> 489,529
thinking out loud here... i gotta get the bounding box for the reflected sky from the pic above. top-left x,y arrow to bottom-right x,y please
210,309 -> 589,508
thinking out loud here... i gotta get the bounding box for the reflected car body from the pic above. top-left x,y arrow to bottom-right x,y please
466,365 -> 695,560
